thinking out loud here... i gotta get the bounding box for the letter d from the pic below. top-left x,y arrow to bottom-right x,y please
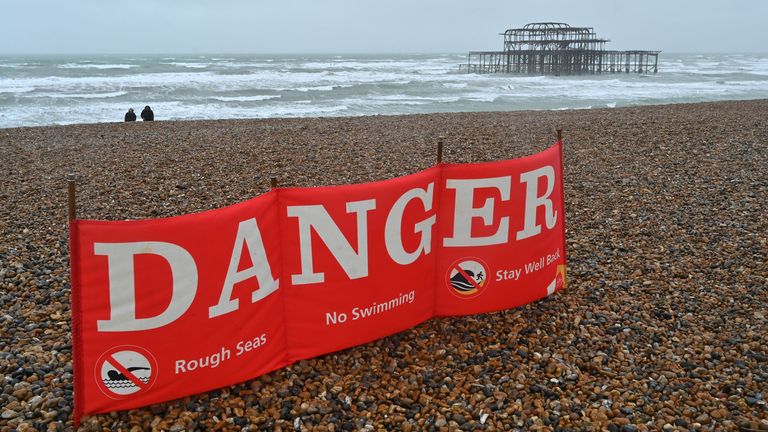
94,242 -> 197,332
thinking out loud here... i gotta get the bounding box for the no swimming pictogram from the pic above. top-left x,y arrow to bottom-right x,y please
95,346 -> 158,398
446,258 -> 489,298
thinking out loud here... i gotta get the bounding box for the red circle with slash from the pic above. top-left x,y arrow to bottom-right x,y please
95,345 -> 158,399
446,257 -> 490,299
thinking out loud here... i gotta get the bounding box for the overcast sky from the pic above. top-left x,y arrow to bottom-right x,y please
2,0 -> 767,54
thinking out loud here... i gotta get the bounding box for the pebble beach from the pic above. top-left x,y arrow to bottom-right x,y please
1,100 -> 767,431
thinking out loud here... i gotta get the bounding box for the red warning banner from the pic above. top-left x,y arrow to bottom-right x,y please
70,142 -> 566,423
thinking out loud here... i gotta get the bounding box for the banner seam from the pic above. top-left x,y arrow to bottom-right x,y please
557,140 -> 569,274
432,163 -> 445,318
273,188 -> 294,366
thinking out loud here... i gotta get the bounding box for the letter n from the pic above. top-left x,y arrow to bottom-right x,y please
287,199 -> 376,285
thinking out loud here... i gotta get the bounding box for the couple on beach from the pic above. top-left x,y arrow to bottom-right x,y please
124,106 -> 154,122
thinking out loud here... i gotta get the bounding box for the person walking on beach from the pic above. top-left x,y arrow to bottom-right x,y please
140,105 -> 154,121
124,108 -> 136,122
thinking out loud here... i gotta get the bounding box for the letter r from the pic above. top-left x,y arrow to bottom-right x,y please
516,165 -> 558,240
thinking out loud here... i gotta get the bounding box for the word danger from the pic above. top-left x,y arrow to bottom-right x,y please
94,167 -> 558,333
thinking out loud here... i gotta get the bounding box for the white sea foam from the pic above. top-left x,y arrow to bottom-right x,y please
256,104 -> 349,117
0,86 -> 36,94
58,63 -> 137,69
0,63 -> 36,69
463,92 -> 500,102
212,95 -> 281,102
33,91 -> 128,99
369,94 -> 462,103
162,62 -> 212,69
292,85 -> 336,92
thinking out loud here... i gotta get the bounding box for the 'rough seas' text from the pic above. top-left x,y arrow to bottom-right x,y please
175,333 -> 267,374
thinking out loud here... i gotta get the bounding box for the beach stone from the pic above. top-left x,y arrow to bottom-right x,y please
1,100 -> 767,430
613,417 -> 630,426
1,409 -> 19,419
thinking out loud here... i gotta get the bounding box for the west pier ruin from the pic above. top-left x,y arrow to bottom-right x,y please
462,22 -> 660,75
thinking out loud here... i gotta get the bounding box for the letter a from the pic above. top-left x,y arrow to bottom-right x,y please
209,218 -> 279,318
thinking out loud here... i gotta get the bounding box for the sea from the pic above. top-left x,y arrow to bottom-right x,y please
1,53 -> 767,129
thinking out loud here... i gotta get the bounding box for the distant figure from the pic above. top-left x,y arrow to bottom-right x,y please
140,105 -> 154,121
124,108 -> 136,122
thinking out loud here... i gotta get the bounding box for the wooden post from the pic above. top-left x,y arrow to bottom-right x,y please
67,173 -> 77,222
556,129 -> 563,143
269,176 -> 278,189
437,138 -> 444,164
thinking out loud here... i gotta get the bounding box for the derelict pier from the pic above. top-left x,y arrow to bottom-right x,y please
461,22 -> 659,75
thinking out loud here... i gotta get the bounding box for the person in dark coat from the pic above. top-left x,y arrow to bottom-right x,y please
124,108 -> 136,122
140,105 -> 154,121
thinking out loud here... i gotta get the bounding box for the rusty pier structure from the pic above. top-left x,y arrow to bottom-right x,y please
462,22 -> 659,75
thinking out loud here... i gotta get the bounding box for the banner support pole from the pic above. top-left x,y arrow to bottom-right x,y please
437,138 -> 444,164
270,176 -> 278,189
67,173 -> 77,221
557,129 -> 563,143
66,172 -> 83,429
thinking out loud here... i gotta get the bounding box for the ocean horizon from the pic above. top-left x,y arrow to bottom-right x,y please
1,52 -> 767,129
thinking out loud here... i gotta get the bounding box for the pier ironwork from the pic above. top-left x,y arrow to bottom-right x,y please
461,22 -> 659,75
